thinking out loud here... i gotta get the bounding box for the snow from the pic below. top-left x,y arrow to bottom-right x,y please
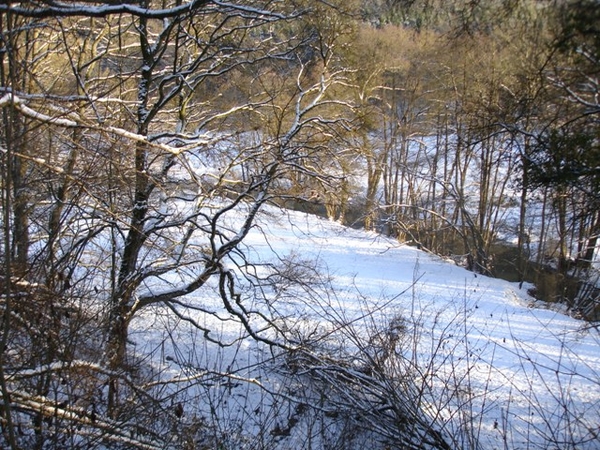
130,205 -> 600,449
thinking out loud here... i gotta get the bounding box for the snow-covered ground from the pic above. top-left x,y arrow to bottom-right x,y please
130,206 -> 600,449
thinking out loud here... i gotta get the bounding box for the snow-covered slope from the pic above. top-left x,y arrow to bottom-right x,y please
132,206 -> 600,449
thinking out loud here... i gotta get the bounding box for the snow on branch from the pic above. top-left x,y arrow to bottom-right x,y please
212,0 -> 305,20
0,1 -> 212,19
0,93 -> 78,127
10,390 -> 163,450
7,360 -> 110,381
0,0 -> 301,20
0,93 -> 208,156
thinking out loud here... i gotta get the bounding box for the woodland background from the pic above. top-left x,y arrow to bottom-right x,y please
0,1 -> 599,449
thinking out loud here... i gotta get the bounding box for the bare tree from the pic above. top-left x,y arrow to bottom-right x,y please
0,0 -> 354,446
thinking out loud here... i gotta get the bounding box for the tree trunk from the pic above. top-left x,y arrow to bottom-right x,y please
107,12 -> 155,415
517,152 -> 530,287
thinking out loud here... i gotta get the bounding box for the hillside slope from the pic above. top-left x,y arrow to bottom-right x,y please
132,206 -> 600,449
